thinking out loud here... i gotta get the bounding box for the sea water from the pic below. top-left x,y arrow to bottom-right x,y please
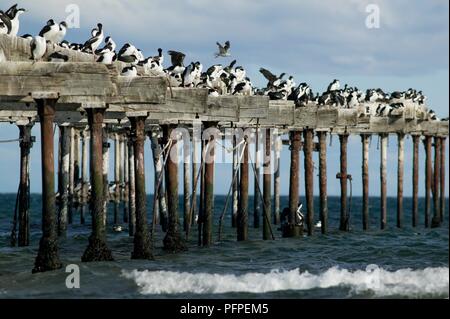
0,194 -> 448,298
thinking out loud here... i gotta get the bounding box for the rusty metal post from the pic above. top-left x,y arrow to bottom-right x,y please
380,134 -> 388,230
237,134 -> 249,241
33,97 -> 62,273
192,128 -> 199,228
397,133 -> 405,228
361,134 -> 370,230
57,125 -> 70,236
263,129 -> 272,240
424,136 -> 432,228
81,108 -> 113,262
127,133 -> 136,236
303,129 -> 314,236
318,131 -> 328,234
128,117 -> 152,259
162,125 -> 187,252
338,134 -> 349,231
18,124 -> 33,246
121,135 -> 130,224
412,135 -> 419,227
274,133 -> 281,225
254,125 -> 261,228
431,136 -> 441,228
102,127 -> 110,228
440,137 -> 446,223
203,122 -> 217,246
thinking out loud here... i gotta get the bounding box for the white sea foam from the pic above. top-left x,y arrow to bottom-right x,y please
122,265 -> 449,297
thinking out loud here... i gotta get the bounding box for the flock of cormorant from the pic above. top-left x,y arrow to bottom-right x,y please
1,4 -> 446,120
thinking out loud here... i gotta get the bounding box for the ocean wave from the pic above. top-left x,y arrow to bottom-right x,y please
122,265 -> 449,297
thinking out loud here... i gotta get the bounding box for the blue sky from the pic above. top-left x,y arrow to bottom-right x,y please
0,0 -> 448,196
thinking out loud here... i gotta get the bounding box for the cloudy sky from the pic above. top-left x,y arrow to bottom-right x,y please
0,0 -> 448,197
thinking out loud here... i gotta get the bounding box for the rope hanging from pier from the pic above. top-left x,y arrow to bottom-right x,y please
0,138 -> 21,143
248,149 -> 276,240
217,141 -> 247,241
150,139 -> 173,241
186,141 -> 211,241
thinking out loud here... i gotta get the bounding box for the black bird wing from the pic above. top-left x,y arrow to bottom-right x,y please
83,35 -> 100,51
0,11 -> 12,34
224,41 -> 230,50
167,50 -> 185,66
39,24 -> 52,37
259,68 -> 277,83
30,38 -> 36,59
5,4 -> 17,18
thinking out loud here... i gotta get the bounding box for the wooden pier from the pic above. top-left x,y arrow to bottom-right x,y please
0,34 -> 448,273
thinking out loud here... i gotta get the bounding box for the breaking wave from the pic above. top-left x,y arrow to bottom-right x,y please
122,265 -> 448,297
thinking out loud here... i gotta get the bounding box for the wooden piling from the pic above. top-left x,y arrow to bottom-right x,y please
113,134 -> 120,225
191,130 -> 199,228
424,136 -> 432,228
129,117 -> 152,259
68,127 -> 75,224
80,129 -> 88,225
361,134 -> 370,230
263,129 -> 272,240
232,131 -> 239,227
237,134 -> 249,241
57,126 -> 70,236
127,135 -> 136,236
303,129 -> 314,236
18,124 -> 33,246
397,133 -> 405,228
73,129 -> 80,217
162,125 -> 187,252
183,132 -> 191,232
274,134 -> 281,225
380,134 -> 388,230
339,134 -> 350,231
33,97 -> 62,273
412,135 -> 419,227
203,122 -> 217,246
254,125 -> 261,228
318,131 -> 328,234
440,137 -> 446,223
102,128 -> 109,227
431,136 -> 441,228
285,130 -> 301,237
81,108 -> 113,262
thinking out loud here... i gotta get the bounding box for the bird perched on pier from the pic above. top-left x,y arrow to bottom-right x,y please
5,4 -> 26,36
48,52 -> 69,62
82,23 -> 104,53
0,20 -> 8,35
0,11 -> 12,35
97,49 -> 116,64
54,21 -> 68,44
215,40 -> 231,58
95,36 -> 116,55
30,35 -> 47,61
259,68 -> 286,89
327,79 -> 340,92
233,77 -> 253,95
151,48 -> 164,65
39,19 -> 59,42
121,65 -> 137,77
117,43 -> 139,64
166,50 -> 186,74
